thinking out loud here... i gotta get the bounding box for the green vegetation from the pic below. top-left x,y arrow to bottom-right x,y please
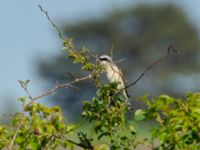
0,38 -> 199,149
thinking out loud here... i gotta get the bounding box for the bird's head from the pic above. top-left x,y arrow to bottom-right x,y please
96,55 -> 115,73
97,55 -> 112,65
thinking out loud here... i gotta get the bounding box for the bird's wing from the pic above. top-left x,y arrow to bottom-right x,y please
119,69 -> 129,98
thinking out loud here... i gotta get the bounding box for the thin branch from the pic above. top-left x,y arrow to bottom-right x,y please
29,74 -> 91,103
9,81 -> 32,149
66,72 -> 76,80
55,134 -> 94,150
38,5 -> 65,41
115,57 -> 127,64
66,138 -> 94,150
125,44 -> 180,89
8,116 -> 24,150
110,45 -> 114,59
64,83 -> 80,92
92,54 -> 98,61
66,119 -> 87,134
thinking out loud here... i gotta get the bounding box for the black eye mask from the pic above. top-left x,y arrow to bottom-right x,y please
98,57 -> 109,61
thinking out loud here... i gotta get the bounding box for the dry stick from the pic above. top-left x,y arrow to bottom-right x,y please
29,75 -> 91,103
115,57 -> 127,64
8,115 -> 24,150
125,44 -> 179,89
38,5 -> 65,41
8,100 -> 27,150
8,81 -> 32,150
8,75 -> 91,150
66,72 -> 76,80
110,45 -> 114,59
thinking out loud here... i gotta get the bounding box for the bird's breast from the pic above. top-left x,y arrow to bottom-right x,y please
105,66 -> 124,89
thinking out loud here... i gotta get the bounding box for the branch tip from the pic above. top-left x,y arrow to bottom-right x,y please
125,44 -> 180,89
38,5 -> 64,40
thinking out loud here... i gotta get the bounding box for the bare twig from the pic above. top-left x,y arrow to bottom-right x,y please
1,114 -> 14,117
9,81 -> 33,149
8,116 -> 24,150
115,57 -> 127,64
38,5 -> 65,41
53,133 -> 94,150
66,138 -> 94,150
92,54 -> 98,61
66,119 -> 87,134
29,74 -> 91,103
110,45 -> 114,59
125,44 -> 179,89
66,72 -> 76,80
8,75 -> 92,149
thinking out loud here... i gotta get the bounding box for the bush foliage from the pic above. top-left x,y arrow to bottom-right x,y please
0,38 -> 199,150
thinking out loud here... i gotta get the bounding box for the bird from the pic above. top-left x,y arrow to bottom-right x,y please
97,55 -> 129,100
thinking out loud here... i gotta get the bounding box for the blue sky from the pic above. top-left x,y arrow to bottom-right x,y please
0,0 -> 200,113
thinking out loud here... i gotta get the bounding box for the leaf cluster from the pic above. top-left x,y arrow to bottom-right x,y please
1,100 -> 75,149
138,93 -> 200,149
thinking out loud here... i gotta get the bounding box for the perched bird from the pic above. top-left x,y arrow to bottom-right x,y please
97,55 -> 129,100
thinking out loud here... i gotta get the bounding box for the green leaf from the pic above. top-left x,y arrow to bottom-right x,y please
81,46 -> 89,53
98,132 -> 110,140
18,97 -> 27,103
73,58 -> 81,64
134,109 -> 146,121
82,63 -> 94,70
